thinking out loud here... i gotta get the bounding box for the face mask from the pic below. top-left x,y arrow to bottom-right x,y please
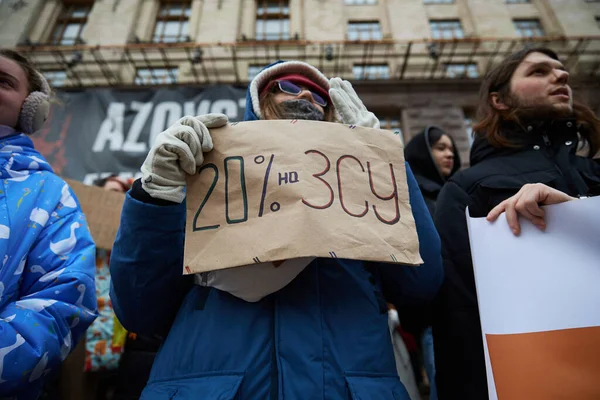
278,99 -> 325,121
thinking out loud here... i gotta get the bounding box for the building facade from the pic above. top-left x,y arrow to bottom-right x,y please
1,0 -> 600,165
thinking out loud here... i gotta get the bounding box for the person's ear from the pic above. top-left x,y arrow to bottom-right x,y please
490,92 -> 509,111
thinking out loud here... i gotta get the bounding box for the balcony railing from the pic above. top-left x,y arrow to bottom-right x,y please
14,36 -> 600,87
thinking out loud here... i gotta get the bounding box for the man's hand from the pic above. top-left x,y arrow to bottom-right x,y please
486,183 -> 576,235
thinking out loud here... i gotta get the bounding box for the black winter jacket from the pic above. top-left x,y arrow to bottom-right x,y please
402,127 -> 461,334
432,118 -> 600,400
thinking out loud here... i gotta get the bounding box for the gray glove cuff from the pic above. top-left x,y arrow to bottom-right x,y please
141,173 -> 186,203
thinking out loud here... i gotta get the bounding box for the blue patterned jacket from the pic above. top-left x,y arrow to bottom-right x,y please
0,132 -> 96,399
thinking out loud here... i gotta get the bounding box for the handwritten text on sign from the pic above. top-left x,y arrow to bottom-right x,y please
184,120 -> 422,274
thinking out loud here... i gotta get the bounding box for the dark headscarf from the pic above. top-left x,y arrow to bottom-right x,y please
404,126 -> 460,215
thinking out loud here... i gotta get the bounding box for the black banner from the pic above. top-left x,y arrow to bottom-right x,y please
32,85 -> 247,184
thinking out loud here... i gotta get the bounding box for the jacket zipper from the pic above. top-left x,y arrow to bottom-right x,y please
270,297 -> 279,400
542,134 -> 564,177
542,134 -> 551,147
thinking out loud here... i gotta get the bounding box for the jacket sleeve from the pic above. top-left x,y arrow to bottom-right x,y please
0,209 -> 96,394
109,192 -> 193,338
379,163 -> 444,307
432,180 -> 488,400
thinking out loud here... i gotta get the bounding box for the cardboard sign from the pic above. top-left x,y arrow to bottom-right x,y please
65,178 -> 125,250
184,120 -> 422,274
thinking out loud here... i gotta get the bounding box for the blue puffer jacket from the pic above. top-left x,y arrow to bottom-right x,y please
110,71 -> 443,400
0,132 -> 96,399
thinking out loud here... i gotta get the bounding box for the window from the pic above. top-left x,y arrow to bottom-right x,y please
424,0 -> 454,4
464,108 -> 476,147
256,0 -> 290,40
379,116 -> 404,144
444,63 -> 479,78
505,0 -> 530,3
596,16 -> 600,29
465,116 -> 474,146
430,20 -> 464,39
347,21 -> 382,40
345,0 -> 377,4
353,64 -> 389,80
135,68 -> 178,85
153,1 -> 191,43
50,2 -> 93,45
513,19 -> 545,37
42,70 -> 68,87
248,65 -> 263,81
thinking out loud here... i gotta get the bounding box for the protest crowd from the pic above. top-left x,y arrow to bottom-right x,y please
0,41 -> 598,400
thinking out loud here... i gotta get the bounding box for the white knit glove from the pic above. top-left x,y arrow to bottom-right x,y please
196,257 -> 315,302
329,77 -> 380,129
141,114 -> 228,203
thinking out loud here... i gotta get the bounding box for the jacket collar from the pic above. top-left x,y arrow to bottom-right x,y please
470,118 -> 579,166
502,118 -> 579,147
0,133 -> 53,180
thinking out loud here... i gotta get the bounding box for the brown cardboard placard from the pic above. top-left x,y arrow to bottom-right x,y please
184,120 -> 422,274
65,178 -> 125,250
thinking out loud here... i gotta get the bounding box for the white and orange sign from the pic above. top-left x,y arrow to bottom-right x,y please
467,197 -> 600,400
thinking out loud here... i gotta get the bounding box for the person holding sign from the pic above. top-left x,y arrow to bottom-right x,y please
110,60 -> 443,399
432,47 -> 600,400
0,49 -> 96,398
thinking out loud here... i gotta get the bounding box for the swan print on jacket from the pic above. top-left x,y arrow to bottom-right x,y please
0,133 -> 96,399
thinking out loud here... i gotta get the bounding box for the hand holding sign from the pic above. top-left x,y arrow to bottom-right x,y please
329,78 -> 380,129
140,113 -> 228,203
486,183 -> 576,235
184,120 -> 422,274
